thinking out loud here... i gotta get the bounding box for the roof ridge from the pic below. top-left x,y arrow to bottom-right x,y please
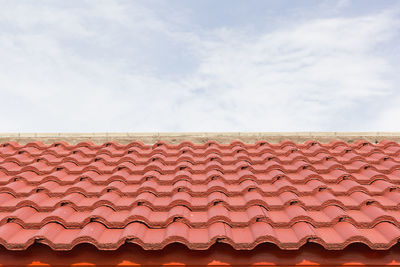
0,132 -> 399,144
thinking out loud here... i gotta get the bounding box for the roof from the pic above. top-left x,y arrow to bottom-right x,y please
0,133 -> 400,252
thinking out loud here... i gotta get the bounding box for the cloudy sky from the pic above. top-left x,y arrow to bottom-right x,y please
0,0 -> 399,132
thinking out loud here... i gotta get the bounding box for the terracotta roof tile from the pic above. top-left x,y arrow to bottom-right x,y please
0,139 -> 400,250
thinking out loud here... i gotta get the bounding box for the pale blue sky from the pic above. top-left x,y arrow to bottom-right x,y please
0,0 -> 399,132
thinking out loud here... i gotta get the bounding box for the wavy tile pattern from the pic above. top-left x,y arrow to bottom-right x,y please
0,139 -> 400,250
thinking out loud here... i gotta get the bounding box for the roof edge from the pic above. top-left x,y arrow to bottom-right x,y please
0,132 -> 399,144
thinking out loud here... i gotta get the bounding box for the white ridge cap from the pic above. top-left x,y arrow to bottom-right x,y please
0,132 -> 399,145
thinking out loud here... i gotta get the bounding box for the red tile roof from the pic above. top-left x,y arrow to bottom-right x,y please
0,139 -> 400,251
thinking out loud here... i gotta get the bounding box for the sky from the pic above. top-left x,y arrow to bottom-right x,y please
0,0 -> 399,132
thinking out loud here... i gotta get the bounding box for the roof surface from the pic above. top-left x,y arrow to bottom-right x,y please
0,138 -> 400,251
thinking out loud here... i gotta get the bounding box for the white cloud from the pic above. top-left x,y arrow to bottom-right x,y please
0,1 -> 398,132
178,10 -> 399,131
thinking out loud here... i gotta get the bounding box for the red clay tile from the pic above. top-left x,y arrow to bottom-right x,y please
1,139 -> 400,250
